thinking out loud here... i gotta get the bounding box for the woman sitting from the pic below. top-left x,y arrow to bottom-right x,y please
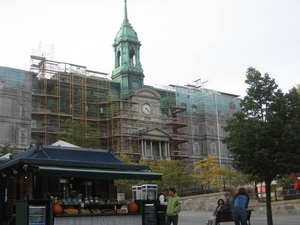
206,199 -> 225,225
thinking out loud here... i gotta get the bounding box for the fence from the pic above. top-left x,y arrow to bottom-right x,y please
178,186 -> 300,202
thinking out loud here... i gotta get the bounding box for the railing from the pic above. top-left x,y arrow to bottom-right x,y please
235,188 -> 300,202
251,188 -> 300,202
176,187 -> 300,202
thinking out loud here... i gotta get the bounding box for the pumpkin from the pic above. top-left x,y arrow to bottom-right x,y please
128,202 -> 138,213
53,203 -> 63,214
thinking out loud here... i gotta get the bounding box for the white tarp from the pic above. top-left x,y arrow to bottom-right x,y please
0,153 -> 13,159
51,140 -> 80,148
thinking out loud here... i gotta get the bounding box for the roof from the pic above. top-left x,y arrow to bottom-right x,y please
0,144 -> 162,180
114,0 -> 139,45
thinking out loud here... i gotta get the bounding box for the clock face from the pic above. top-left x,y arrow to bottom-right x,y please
142,103 -> 151,115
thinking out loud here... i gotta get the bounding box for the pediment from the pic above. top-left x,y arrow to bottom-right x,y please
134,87 -> 161,99
139,127 -> 170,137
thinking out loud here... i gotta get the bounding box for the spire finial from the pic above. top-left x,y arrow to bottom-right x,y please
124,0 -> 128,21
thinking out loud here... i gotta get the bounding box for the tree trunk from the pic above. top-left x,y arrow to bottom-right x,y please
265,180 -> 273,225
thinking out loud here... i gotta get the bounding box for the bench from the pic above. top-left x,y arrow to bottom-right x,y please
216,209 -> 253,225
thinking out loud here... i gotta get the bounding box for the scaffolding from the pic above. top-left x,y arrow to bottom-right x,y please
171,84 -> 240,169
105,100 -> 140,159
153,86 -> 190,170
167,105 -> 189,162
30,55 -> 110,145
29,55 -> 240,169
30,56 -> 142,160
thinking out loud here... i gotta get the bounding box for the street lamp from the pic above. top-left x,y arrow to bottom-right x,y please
213,92 -> 221,167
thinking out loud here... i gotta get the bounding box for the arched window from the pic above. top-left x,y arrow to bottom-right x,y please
117,51 -> 121,67
129,48 -> 135,66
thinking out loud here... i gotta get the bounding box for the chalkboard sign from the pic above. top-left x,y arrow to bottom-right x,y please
96,179 -> 109,199
7,179 -> 14,199
6,199 -> 13,216
109,185 -> 117,200
47,177 -> 59,196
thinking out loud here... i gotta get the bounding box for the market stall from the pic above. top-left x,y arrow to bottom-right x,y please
0,142 -> 162,225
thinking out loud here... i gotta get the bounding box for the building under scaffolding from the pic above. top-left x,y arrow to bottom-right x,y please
170,85 -> 240,168
0,1 -> 241,171
28,56 -> 193,166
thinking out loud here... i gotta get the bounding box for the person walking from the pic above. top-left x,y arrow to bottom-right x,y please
293,177 -> 300,199
155,188 -> 169,225
166,187 -> 181,225
232,187 -> 249,225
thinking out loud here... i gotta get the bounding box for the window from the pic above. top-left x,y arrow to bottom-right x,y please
193,125 -> 198,134
31,120 -> 37,128
126,125 -> 132,134
19,127 -> 27,144
192,105 -> 197,113
210,142 -> 217,155
129,48 -> 135,66
210,125 -> 215,134
193,142 -> 200,155
117,51 -> 121,67
21,105 -> 27,117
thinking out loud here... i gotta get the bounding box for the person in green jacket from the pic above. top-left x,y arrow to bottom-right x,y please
166,187 -> 181,225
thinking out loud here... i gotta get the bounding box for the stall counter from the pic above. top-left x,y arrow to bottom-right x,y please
54,213 -> 142,225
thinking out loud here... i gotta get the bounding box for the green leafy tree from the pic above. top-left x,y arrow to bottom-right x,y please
154,159 -> 190,191
58,119 -> 99,148
295,84 -> 300,94
221,170 -> 252,187
0,143 -> 18,156
114,154 -> 142,199
139,159 -> 191,195
222,67 -> 300,225
114,158 -> 192,198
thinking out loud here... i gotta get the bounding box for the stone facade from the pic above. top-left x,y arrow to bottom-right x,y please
180,192 -> 300,214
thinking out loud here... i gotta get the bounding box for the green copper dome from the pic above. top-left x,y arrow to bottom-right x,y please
114,0 -> 139,44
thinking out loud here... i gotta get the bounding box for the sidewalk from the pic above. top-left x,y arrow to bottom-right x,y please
179,211 -> 300,225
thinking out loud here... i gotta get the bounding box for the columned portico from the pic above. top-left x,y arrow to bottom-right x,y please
141,139 -> 170,159
138,127 -> 171,160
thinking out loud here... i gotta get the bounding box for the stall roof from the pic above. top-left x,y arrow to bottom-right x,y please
0,143 -> 162,180
34,165 -> 162,180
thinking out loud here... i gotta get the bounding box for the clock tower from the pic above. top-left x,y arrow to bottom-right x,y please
112,0 -> 144,98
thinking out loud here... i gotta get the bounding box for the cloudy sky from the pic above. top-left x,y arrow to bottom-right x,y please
0,0 -> 299,97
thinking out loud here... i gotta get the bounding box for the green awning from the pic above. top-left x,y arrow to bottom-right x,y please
35,165 -> 162,180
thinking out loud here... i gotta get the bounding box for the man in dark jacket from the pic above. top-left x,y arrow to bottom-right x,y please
155,188 -> 169,225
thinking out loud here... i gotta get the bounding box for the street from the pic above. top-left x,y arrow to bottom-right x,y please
179,211 -> 300,225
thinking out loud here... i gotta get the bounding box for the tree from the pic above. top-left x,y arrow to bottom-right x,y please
58,119 -> 99,148
220,169 -> 252,188
114,158 -> 192,198
222,67 -> 300,225
0,143 -> 17,156
142,159 -> 191,191
295,84 -> 300,94
191,155 -> 228,190
114,154 -> 142,198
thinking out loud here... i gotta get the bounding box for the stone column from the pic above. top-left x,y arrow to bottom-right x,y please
150,141 -> 153,157
159,142 -> 162,157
